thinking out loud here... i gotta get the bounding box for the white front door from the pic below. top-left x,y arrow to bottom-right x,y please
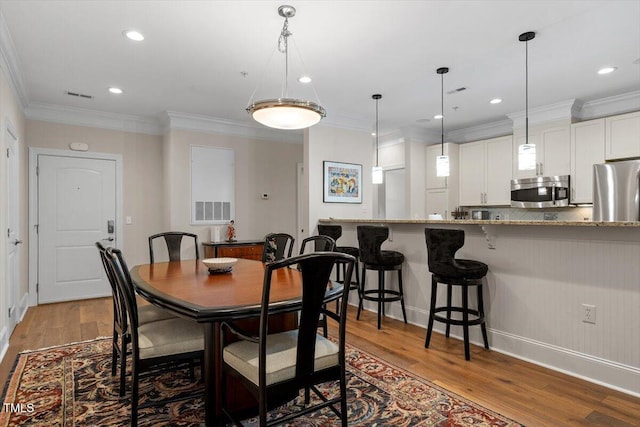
37,154 -> 116,303
5,124 -> 21,331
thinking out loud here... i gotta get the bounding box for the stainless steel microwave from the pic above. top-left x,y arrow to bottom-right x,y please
510,175 -> 570,208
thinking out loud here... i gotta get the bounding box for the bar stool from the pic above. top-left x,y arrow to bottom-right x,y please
317,224 -> 361,309
424,228 -> 489,360
356,225 -> 407,329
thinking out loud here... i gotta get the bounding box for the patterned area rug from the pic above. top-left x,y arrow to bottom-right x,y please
1,338 -> 523,426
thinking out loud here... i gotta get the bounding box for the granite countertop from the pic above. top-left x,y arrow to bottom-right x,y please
318,218 -> 640,227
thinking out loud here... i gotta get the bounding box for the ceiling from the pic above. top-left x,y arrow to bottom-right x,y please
0,0 -> 639,139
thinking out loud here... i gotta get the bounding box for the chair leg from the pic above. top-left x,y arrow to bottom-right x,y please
462,285 -> 470,361
398,268 -> 407,323
377,270 -> 384,330
445,284 -> 453,338
357,266 -> 366,320
111,330 -> 118,376
119,334 -> 127,397
131,359 -> 139,427
478,282 -> 489,349
340,370 -> 348,427
425,276 -> 437,348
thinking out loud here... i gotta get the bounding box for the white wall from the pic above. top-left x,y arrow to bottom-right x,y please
305,125 -> 374,243
164,128 -> 302,251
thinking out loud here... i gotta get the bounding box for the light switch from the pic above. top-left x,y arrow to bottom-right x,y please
125,216 -> 132,225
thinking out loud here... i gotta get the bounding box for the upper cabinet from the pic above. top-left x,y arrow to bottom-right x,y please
570,118 -> 605,204
425,143 -> 459,219
426,143 -> 459,189
605,111 -> 640,161
513,123 -> 571,179
459,135 -> 512,206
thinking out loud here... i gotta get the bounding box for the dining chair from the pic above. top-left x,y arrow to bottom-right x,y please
220,251 -> 355,427
298,235 -> 336,337
148,231 -> 199,264
261,232 -> 295,263
104,247 -> 204,427
95,242 -> 176,396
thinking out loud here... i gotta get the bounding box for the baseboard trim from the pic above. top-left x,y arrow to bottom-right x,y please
0,326 -> 9,366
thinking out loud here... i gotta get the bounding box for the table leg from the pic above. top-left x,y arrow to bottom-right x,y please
204,322 -> 222,426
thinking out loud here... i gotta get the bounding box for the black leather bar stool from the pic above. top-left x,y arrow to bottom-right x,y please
317,224 -> 361,308
424,228 -> 489,360
356,225 -> 407,329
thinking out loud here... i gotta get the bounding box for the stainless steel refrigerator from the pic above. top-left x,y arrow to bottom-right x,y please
593,160 -> 640,221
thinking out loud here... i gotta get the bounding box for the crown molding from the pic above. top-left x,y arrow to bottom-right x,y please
0,11 -> 28,109
25,102 -> 163,135
507,99 -> 582,128
578,90 -> 640,120
163,111 -> 303,144
446,119 -> 514,143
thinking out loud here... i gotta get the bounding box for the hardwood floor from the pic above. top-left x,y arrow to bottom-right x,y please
2,298 -> 639,426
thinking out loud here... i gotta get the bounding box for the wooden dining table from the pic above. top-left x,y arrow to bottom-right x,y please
130,257 -> 343,427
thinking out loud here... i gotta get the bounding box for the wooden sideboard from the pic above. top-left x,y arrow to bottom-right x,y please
202,240 -> 265,261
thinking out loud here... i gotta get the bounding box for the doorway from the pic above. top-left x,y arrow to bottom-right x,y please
381,168 -> 406,219
29,148 -> 123,304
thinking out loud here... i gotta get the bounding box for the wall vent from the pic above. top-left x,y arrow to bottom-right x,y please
65,91 -> 94,99
447,87 -> 467,95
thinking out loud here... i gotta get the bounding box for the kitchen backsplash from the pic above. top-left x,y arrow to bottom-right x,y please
463,206 -> 593,221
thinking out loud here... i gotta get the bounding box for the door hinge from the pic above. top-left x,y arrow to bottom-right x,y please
7,228 -> 9,238
35,224 -> 39,234
36,165 -> 39,176
8,307 -> 12,318
36,282 -> 39,292
6,148 -> 9,158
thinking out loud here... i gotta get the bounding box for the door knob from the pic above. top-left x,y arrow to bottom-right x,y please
13,239 -> 23,246
102,237 -> 115,242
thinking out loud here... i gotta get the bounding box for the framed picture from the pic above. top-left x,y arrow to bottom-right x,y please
323,161 -> 362,203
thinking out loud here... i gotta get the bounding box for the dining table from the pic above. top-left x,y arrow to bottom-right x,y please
130,257 -> 343,427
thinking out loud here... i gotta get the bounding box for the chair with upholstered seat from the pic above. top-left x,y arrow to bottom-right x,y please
148,231 -> 199,264
105,247 -> 204,427
356,225 -> 407,329
220,251 -> 355,427
317,225 -> 361,302
96,242 -> 176,396
261,232 -> 295,263
424,228 -> 489,360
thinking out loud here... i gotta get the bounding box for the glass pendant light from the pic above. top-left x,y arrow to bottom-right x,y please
372,94 -> 383,184
246,5 -> 326,130
518,31 -> 536,171
435,67 -> 450,177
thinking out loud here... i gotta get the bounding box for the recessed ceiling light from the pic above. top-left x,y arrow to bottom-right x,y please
434,114 -> 443,120
490,98 -> 502,104
298,75 -> 312,83
123,30 -> 144,41
597,66 -> 617,75
108,87 -> 123,94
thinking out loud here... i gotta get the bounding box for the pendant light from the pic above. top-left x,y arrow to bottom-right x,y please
372,94 -> 383,184
517,31 -> 536,171
246,5 -> 326,130
435,67 -> 450,177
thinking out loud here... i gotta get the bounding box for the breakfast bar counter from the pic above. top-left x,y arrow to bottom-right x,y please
318,218 -> 640,397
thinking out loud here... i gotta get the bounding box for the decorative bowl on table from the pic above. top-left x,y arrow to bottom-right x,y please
202,257 -> 238,274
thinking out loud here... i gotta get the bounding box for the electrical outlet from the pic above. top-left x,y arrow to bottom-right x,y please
582,304 -> 596,324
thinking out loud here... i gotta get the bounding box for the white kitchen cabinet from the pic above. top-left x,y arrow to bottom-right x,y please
425,143 -> 459,219
459,135 -> 512,206
605,111 -> 640,160
570,118 -> 605,204
426,143 -> 459,189
513,124 -> 571,179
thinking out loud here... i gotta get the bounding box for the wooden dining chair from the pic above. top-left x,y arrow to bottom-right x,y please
148,231 -> 199,264
104,247 -> 204,427
298,235 -> 336,337
261,232 -> 295,263
220,251 -> 355,427
95,242 -> 176,396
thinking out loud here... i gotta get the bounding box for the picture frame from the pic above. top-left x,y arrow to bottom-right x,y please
323,161 -> 362,203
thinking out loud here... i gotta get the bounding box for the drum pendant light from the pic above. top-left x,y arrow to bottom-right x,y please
518,31 -> 536,171
246,5 -> 326,130
435,67 -> 450,177
372,94 -> 383,184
